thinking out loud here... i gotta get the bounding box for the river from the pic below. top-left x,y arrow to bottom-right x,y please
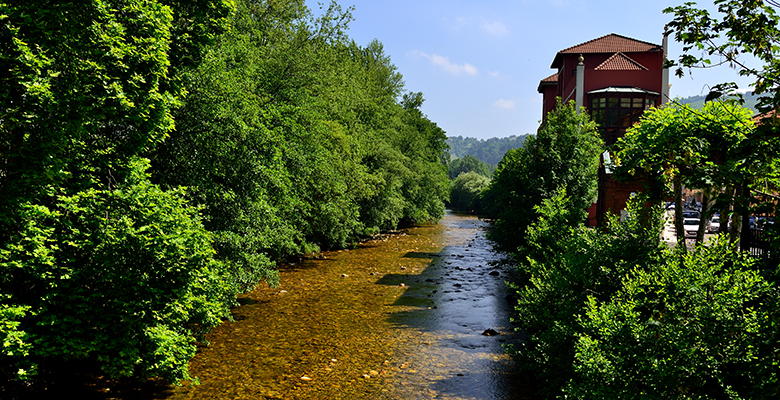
158,212 -> 528,400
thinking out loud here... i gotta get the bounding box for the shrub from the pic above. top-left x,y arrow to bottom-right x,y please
512,192 -> 664,396
567,238 -> 780,399
0,159 -> 235,382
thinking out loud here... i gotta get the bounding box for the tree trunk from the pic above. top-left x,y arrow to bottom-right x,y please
674,175 -> 686,252
730,183 -> 747,246
719,186 -> 733,234
695,191 -> 711,244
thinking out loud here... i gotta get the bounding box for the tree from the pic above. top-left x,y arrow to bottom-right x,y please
449,171 -> 490,213
483,99 -> 602,248
446,135 -> 529,167
447,155 -> 492,179
664,0 -> 780,112
152,0 -> 450,267
0,0 -> 234,383
616,101 -> 777,248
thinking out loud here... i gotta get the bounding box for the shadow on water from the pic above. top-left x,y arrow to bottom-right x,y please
402,251 -> 443,259
3,364 -> 174,400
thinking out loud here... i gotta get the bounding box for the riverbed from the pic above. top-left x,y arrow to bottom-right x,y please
160,212 -> 528,400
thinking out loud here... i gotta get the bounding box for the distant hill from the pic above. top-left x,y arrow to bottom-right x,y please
676,91 -> 759,113
447,135 -> 529,167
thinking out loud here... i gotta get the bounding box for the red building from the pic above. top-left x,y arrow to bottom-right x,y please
537,33 -> 670,225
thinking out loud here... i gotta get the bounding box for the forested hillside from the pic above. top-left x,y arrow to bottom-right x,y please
0,0 -> 449,387
447,135 -> 529,166
676,91 -> 760,112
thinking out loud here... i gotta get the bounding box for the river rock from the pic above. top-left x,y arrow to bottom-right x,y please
481,328 -> 499,336
489,270 -> 500,276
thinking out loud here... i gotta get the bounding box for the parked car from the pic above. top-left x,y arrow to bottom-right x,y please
707,216 -> 720,233
682,210 -> 701,219
680,218 -> 701,238
756,216 -> 775,230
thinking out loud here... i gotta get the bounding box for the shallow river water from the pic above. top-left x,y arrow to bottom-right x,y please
160,212 -> 529,400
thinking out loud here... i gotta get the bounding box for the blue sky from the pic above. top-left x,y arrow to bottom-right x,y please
307,0 -> 755,139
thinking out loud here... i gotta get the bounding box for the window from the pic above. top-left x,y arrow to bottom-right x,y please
589,95 -> 656,129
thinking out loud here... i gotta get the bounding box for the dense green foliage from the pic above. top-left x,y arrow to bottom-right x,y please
567,239 -> 780,399
449,172 -> 491,213
677,91 -> 760,112
506,188 -> 780,399
447,135 -> 528,166
0,0 -> 448,386
0,0 -> 234,384
447,155 -> 492,179
483,100 -> 602,249
153,0 -> 449,291
511,192 -> 665,396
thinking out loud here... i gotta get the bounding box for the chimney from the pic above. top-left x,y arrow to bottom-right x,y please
575,54 -> 584,109
661,33 -> 670,104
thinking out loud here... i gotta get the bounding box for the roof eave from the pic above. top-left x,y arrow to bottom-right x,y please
550,54 -> 562,69
537,82 -> 557,93
551,47 -> 661,69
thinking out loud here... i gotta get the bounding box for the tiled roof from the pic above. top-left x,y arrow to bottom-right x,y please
559,33 -> 659,54
540,73 -> 558,83
551,33 -> 660,68
537,73 -> 558,93
594,52 -> 648,71
753,109 -> 777,124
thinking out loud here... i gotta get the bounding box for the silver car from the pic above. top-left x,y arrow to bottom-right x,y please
707,216 -> 721,233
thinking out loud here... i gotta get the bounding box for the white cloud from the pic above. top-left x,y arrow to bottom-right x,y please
480,20 -> 510,37
494,99 -> 517,110
446,16 -> 510,37
413,51 -> 479,76
488,71 -> 502,78
451,16 -> 469,30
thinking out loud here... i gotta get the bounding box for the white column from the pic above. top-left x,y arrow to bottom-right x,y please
576,54 -> 584,109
